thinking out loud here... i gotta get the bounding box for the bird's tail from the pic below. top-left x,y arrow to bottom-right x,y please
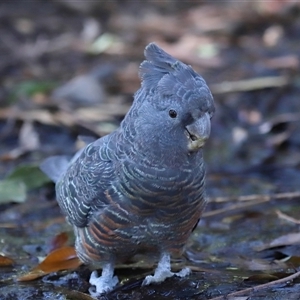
40,135 -> 96,183
40,155 -> 71,183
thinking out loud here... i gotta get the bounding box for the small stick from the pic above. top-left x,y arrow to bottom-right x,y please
275,209 -> 300,225
210,76 -> 289,94
209,269 -> 300,300
203,198 -> 270,218
208,191 -> 300,203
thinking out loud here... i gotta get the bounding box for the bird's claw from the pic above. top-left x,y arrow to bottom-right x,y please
89,270 -> 119,297
142,267 -> 191,286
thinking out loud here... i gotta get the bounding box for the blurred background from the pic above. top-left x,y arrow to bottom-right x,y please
0,1 -> 300,299
1,0 -> 300,187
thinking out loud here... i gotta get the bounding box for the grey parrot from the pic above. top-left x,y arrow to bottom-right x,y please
40,43 -> 214,297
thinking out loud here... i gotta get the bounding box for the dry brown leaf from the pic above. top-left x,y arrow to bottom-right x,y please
17,269 -> 47,282
245,273 -> 279,284
18,246 -> 82,281
286,256 -> 300,268
0,254 -> 15,267
35,246 -> 81,272
58,289 -> 95,300
49,232 -> 69,252
0,148 -> 27,161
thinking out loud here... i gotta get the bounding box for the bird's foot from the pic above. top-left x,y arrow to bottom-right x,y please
142,267 -> 191,285
142,252 -> 191,286
89,263 -> 119,297
174,266 -> 191,278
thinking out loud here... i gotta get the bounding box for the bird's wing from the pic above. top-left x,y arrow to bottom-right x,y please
54,135 -> 117,228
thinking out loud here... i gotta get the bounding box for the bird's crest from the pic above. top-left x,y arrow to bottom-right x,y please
139,43 -> 207,98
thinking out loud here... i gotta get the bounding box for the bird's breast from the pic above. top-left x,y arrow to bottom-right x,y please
116,159 -> 206,216
76,159 -> 206,264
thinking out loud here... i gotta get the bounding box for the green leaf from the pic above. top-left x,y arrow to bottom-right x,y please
7,80 -> 57,104
0,179 -> 26,203
7,164 -> 51,190
0,164 -> 52,204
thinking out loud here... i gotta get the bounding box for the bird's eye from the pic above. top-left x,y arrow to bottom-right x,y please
169,109 -> 177,118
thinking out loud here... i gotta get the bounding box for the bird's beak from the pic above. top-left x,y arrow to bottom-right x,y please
185,112 -> 211,151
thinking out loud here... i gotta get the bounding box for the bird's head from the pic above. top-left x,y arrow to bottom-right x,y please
123,43 -> 214,161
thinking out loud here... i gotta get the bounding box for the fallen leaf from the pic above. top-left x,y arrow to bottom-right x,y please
59,289 -> 95,300
9,80 -> 57,103
244,273 -> 279,284
19,121 -> 40,151
0,164 -> 51,204
0,148 -> 27,161
0,179 -> 26,204
228,257 -> 286,271
286,256 -> 300,268
255,233 -> 300,252
18,246 -> 82,281
0,254 -> 15,267
7,164 -> 51,190
36,246 -> 80,272
49,232 -> 69,252
17,269 -> 46,282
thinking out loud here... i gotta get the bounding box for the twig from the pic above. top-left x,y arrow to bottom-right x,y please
210,76 -> 289,94
208,191 -> 300,203
275,209 -> 300,225
204,192 -> 300,218
202,198 -> 270,218
209,269 -> 300,300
